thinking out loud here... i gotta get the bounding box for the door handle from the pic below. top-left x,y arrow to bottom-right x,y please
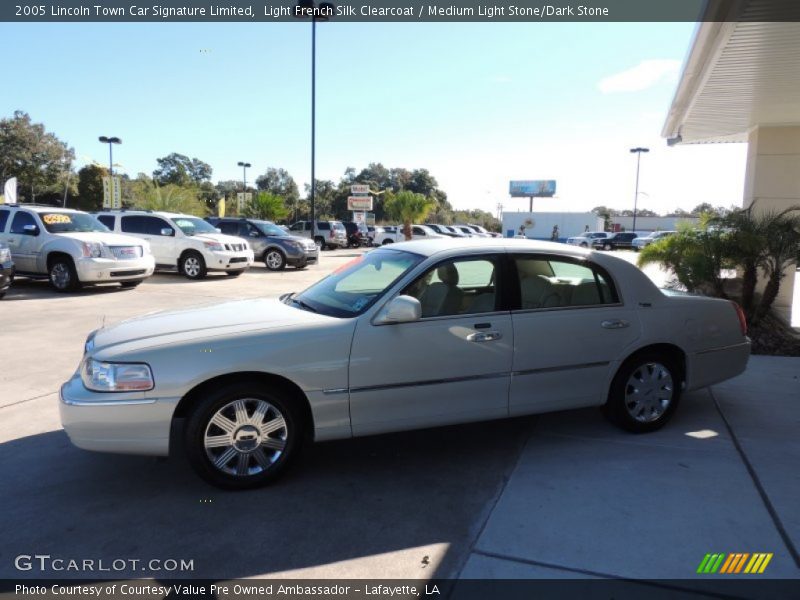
601,319 -> 630,329
467,331 -> 502,342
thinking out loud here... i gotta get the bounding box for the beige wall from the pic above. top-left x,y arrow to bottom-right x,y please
743,126 -> 800,324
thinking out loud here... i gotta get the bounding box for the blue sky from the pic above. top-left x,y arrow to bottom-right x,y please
1,21 -> 746,214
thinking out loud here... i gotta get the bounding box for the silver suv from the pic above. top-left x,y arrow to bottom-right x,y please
288,220 -> 347,250
0,204 -> 155,292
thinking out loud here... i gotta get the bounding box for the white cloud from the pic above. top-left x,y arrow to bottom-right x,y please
598,59 -> 681,94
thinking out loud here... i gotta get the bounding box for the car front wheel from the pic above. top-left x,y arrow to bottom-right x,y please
48,257 -> 81,292
184,382 -> 303,489
604,353 -> 681,433
180,251 -> 207,280
265,249 -> 287,271
314,237 -> 325,251
603,243 -> 612,251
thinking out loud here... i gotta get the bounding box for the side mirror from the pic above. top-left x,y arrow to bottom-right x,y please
249,231 -> 260,237
160,228 -> 174,237
375,295 -> 421,325
23,224 -> 39,236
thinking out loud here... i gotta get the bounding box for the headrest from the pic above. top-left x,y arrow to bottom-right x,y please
437,264 -> 460,285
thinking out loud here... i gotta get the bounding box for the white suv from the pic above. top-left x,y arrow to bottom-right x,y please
96,210 -> 254,279
0,204 -> 155,292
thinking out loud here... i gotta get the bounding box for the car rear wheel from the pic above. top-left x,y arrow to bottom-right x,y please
48,256 -> 81,292
265,249 -> 287,271
314,237 -> 325,251
603,243 -> 612,251
120,280 -> 143,289
603,353 -> 681,433
579,242 -> 588,248
180,251 -> 207,280
184,382 -> 304,489
382,239 -> 394,245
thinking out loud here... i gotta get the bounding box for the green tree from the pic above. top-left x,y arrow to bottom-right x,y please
130,180 -> 206,215
384,190 -> 436,240
0,111 -> 75,202
75,164 -> 107,211
152,153 -> 212,186
242,192 -> 290,222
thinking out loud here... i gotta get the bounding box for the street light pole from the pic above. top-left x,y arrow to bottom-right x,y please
629,147 -> 649,232
237,161 -> 251,211
295,0 -> 335,230
98,136 -> 122,178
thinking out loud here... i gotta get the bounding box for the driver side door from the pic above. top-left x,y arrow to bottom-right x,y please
348,254 -> 513,436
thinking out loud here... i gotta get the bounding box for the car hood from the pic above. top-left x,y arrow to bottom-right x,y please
189,233 -> 249,246
90,298 -> 331,353
57,232 -> 148,246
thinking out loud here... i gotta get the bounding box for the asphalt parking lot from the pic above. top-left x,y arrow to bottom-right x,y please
1,247 -> 798,586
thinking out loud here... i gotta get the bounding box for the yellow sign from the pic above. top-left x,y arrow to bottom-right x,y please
218,197 -> 226,217
102,176 -> 122,209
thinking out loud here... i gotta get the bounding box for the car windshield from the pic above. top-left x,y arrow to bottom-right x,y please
40,212 -> 109,233
173,217 -> 219,236
291,249 -> 424,318
254,221 -> 290,237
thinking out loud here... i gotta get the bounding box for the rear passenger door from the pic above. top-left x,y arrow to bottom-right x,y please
121,216 -> 175,266
509,254 -> 641,416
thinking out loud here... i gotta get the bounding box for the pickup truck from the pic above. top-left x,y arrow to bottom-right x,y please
374,224 -> 446,245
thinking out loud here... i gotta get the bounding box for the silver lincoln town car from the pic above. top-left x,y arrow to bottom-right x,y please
60,238 -> 750,489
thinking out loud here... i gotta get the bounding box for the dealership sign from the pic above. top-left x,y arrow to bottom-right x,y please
348,196 -> 373,211
509,180 -> 556,198
350,184 -> 371,195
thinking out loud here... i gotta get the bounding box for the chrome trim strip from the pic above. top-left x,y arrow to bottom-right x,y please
512,361 -> 610,377
61,397 -> 156,407
322,388 -> 348,395
695,341 -> 750,355
349,371 -> 509,394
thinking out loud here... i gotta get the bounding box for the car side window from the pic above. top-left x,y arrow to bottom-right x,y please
402,257 -> 498,318
216,222 -> 237,235
516,256 -> 617,310
97,215 -> 115,229
144,217 -> 172,235
10,211 -> 36,234
318,222 -> 330,231
0,209 -> 9,232
412,226 -> 424,236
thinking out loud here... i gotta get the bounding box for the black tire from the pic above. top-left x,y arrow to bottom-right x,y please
226,270 -> 244,277
579,242 -> 588,248
48,256 -> 81,292
314,236 -> 326,251
184,381 -> 305,489
0,292 -> 5,300
120,280 -> 143,289
382,239 -> 394,245
294,262 -> 307,271
180,251 -> 207,280
603,352 -> 682,433
603,243 -> 612,251
264,249 -> 287,271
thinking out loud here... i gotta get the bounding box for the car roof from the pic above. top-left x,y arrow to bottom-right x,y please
386,237 -> 594,258
6,205 -> 82,214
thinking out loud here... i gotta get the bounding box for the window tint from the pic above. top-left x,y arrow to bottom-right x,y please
412,226 -> 424,236
289,222 -> 303,231
403,257 -> 498,318
97,215 -> 115,229
0,209 -> 9,232
317,222 -> 330,230
121,215 -> 171,236
516,256 -> 616,310
10,211 -> 36,234
217,222 -> 239,235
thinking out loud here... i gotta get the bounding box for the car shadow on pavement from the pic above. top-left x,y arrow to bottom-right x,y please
1,278 -> 135,301
0,417 -> 534,581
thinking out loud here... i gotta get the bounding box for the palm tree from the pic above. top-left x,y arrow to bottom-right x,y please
242,192 -> 289,222
384,190 -> 436,240
754,207 -> 800,321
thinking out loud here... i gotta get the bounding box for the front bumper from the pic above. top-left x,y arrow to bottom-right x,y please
205,249 -> 255,271
0,264 -> 13,293
286,245 -> 319,265
75,255 -> 155,283
59,373 -> 177,456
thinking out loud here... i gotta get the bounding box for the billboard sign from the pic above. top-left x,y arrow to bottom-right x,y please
102,176 -> 122,209
347,196 -> 373,211
509,180 -> 556,198
350,184 -> 371,195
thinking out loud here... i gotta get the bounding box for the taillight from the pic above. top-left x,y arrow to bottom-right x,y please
329,230 -> 334,239
731,301 -> 747,336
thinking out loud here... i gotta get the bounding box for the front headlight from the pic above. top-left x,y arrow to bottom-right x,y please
81,242 -> 104,258
203,241 -> 225,252
80,358 -> 154,392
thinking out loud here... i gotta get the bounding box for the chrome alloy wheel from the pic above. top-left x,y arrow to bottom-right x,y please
203,398 -> 288,476
624,362 -> 674,423
50,263 -> 71,289
183,256 -> 202,278
266,250 -> 284,270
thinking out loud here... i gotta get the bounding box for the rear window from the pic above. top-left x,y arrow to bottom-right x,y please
97,215 -> 115,229
317,222 -> 330,230
0,209 -> 9,232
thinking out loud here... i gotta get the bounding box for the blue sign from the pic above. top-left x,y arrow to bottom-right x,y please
509,180 -> 556,198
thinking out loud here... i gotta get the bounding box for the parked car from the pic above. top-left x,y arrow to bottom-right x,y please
288,220 -> 348,250
366,226 -> 382,246
0,241 -> 14,298
424,223 -> 459,238
95,210 -> 254,280
566,231 -> 610,247
592,231 -> 638,251
633,231 -> 677,251
375,224 -> 446,245
342,221 -> 369,248
0,204 -> 154,292
207,217 -> 318,271
451,225 -> 479,237
454,224 -> 490,238
61,238 -> 750,489
466,224 -> 501,238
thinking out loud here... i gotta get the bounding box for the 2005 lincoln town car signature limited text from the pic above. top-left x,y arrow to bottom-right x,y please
60,238 -> 750,489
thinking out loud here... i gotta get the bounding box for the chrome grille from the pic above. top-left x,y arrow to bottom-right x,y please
224,243 -> 246,252
109,246 -> 142,260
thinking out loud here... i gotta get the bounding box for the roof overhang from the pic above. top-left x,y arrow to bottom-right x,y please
662,0 -> 800,144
